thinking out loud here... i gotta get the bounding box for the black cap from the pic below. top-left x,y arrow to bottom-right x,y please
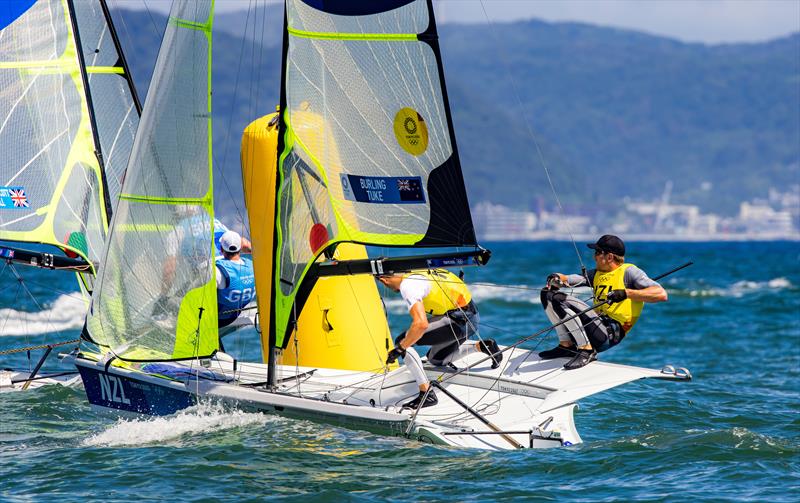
587,234 -> 625,256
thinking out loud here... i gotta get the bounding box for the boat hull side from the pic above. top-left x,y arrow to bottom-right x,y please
76,361 -> 195,415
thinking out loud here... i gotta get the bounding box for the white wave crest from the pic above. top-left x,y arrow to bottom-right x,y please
688,277 -> 794,297
82,403 -> 270,447
469,283 -> 543,304
0,294 -> 87,336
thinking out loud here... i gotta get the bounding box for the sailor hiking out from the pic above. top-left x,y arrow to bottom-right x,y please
378,269 -> 502,409
539,234 -> 668,369
216,231 -> 256,328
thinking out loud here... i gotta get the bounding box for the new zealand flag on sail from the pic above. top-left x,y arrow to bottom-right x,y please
0,186 -> 30,209
340,175 -> 425,204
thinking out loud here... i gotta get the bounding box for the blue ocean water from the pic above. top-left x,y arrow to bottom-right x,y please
1,241 -> 798,501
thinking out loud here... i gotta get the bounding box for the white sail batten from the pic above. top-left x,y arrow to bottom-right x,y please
85,0 -> 217,361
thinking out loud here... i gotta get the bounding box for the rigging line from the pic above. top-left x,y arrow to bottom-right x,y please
0,276 -> 86,302
214,0 -> 255,232
477,1 -> 587,274
8,264 -> 46,314
336,277 -> 392,402
139,0 -> 162,37
0,275 -> 22,338
426,273 -> 511,411
479,309 -> 606,353
6,263 -> 69,365
346,274 -> 387,366
292,298 -> 303,396
0,339 -> 81,356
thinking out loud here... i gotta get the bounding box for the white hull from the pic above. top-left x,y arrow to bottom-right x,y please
71,345 -> 690,450
0,369 -> 82,393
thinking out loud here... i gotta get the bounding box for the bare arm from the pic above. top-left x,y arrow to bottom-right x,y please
398,302 -> 429,348
551,273 -> 589,288
626,285 -> 668,303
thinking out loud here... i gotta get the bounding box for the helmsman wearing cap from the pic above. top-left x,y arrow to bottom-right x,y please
216,230 -> 256,328
539,235 -> 668,369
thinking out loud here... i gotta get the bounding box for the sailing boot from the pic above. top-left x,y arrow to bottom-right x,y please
538,344 -> 577,359
478,339 -> 503,369
402,389 -> 438,410
563,348 -> 597,370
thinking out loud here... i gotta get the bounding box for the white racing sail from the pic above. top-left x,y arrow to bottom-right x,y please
271,0 -> 478,350
84,0 -> 217,361
0,0 -> 140,285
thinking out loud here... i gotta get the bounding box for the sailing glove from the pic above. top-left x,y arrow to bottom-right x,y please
386,346 -> 407,365
546,273 -> 565,289
606,289 -> 627,303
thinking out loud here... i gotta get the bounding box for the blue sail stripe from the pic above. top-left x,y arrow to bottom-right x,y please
0,0 -> 37,31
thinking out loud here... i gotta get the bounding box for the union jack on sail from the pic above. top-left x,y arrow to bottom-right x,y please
9,188 -> 29,208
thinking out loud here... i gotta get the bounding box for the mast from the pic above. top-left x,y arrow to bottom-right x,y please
267,3 -> 291,389
65,0 -> 114,222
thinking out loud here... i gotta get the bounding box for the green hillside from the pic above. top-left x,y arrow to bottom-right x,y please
108,8 -> 799,220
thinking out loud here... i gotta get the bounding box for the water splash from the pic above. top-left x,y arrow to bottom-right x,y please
0,294 -> 87,336
81,403 -> 271,447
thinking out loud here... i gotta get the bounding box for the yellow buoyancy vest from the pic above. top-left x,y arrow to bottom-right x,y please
403,269 -> 472,316
592,263 -> 644,332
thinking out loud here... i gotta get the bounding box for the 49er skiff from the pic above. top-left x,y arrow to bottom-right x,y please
70,0 -> 691,449
1,0 -> 140,391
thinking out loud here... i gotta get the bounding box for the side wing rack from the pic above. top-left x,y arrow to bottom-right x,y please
1,246 -> 91,271
314,248 -> 491,277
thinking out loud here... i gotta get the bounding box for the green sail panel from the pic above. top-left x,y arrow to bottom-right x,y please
0,0 -> 113,268
272,0 -> 476,347
86,0 -> 217,361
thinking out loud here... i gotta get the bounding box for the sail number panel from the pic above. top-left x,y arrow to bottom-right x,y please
340,174 -> 425,204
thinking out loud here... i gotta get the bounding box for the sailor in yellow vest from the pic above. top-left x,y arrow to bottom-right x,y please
539,235 -> 668,370
377,269 -> 502,410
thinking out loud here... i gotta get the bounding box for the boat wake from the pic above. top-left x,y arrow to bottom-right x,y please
81,403 -> 270,447
0,294 -> 87,336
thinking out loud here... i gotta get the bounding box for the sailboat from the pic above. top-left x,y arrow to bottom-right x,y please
70,0 -> 690,449
0,0 -> 141,391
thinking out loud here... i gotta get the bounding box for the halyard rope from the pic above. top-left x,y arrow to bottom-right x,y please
477,0 -> 587,275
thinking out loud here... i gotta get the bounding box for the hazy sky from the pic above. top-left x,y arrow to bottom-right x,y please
120,0 -> 800,44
